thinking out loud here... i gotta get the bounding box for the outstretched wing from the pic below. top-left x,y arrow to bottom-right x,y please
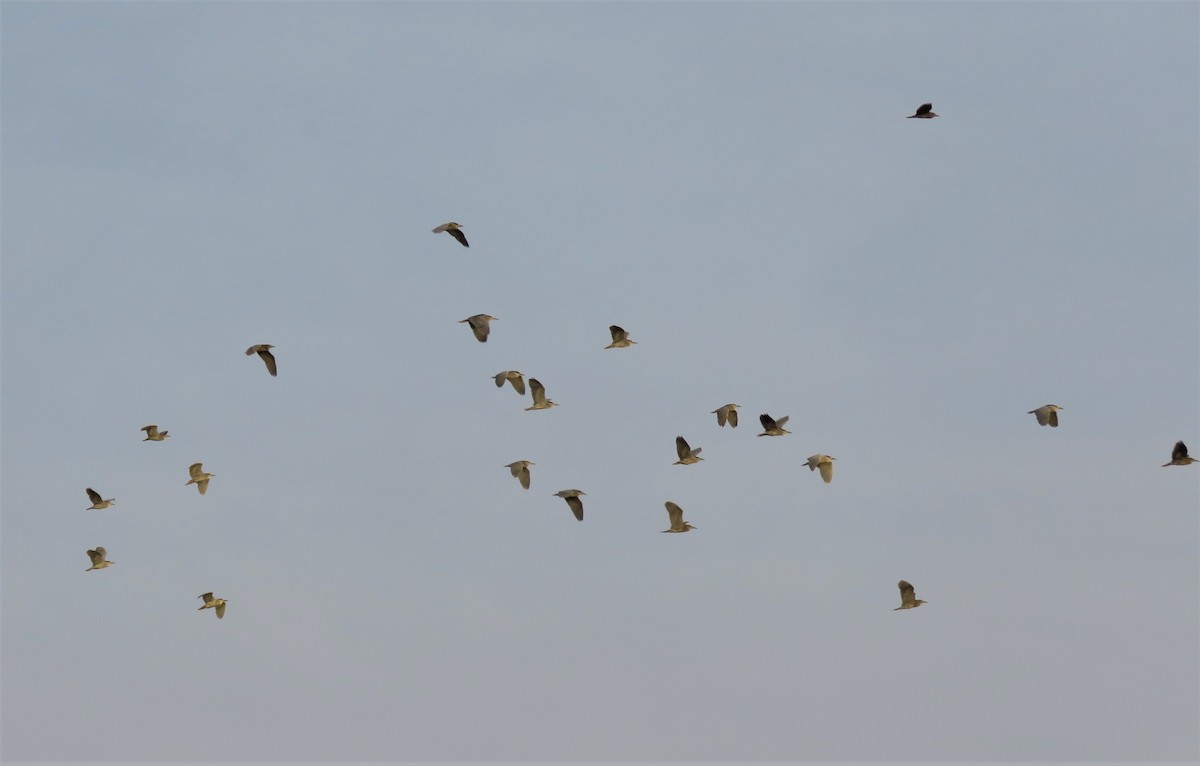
898,580 -> 916,607
566,495 -> 584,521
665,501 -> 683,529
759,414 -> 776,431
728,409 -> 738,428
609,325 -> 628,342
529,378 -> 547,405
189,463 -> 205,479
86,488 -> 103,504
257,348 -> 278,376
448,228 -> 469,248
676,436 -> 691,460
1173,441 -> 1190,461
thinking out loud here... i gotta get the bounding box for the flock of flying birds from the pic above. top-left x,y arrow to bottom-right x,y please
78,103 -> 1197,617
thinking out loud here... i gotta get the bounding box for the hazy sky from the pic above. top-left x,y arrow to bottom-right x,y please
2,1 -> 1197,763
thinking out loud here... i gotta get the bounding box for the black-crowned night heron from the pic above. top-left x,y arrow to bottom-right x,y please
186,463 -> 214,495
494,370 -> 526,395
758,413 -> 790,436
554,489 -> 586,521
460,314 -> 496,343
1163,441 -> 1198,467
806,454 -> 836,483
526,378 -> 558,410
662,501 -> 696,533
141,424 -> 169,441
674,436 -> 703,465
712,403 -> 740,428
907,103 -> 938,118
245,344 -> 277,376
1028,404 -> 1063,427
432,222 -> 469,247
85,547 -> 114,571
198,592 -> 228,619
506,460 -> 534,490
894,580 -> 927,610
85,488 -> 115,510
604,325 -> 637,349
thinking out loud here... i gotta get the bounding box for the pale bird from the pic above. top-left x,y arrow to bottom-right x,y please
662,501 -> 696,533
245,344 -> 277,376
525,378 -> 558,410
459,314 -> 497,343
198,592 -> 228,619
674,436 -> 703,465
185,463 -> 214,495
493,370 -> 526,395
506,460 -> 534,490
1163,440 -> 1198,467
554,489 -> 586,521
907,102 -> 938,118
141,424 -> 169,441
758,413 -> 790,436
806,454 -> 836,483
85,547 -> 114,571
432,221 -> 469,248
604,325 -> 637,349
712,403 -> 740,428
85,488 -> 115,510
1028,404 -> 1063,427
894,580 -> 927,610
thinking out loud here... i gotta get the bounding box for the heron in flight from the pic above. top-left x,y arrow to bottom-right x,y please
674,436 -> 703,465
186,463 -> 215,495
662,501 -> 696,533
525,378 -> 558,410
85,488 -> 115,510
554,490 -> 586,521
85,547 -> 114,571
198,592 -> 228,619
141,424 -> 169,441
805,454 -> 836,483
459,314 -> 497,343
506,460 -> 534,490
712,403 -> 740,428
758,413 -> 790,436
245,344 -> 277,377
1163,441 -> 1198,467
604,325 -> 637,349
494,370 -> 526,395
907,102 -> 938,118
894,580 -> 927,610
1028,404 -> 1063,427
432,222 -> 469,247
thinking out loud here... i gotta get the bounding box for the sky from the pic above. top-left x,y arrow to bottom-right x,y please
2,1 -> 1198,763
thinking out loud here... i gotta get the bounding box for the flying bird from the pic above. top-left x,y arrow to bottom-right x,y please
894,580 -> 927,610
493,370 -> 526,395
506,460 -> 534,490
141,424 -> 169,441
604,325 -> 637,349
85,488 -> 115,510
1028,404 -> 1063,427
525,378 -> 558,410
554,489 -> 586,521
907,102 -> 938,118
198,592 -> 228,619
662,501 -> 696,533
85,547 -> 114,571
1163,440 -> 1198,467
432,222 -> 469,248
758,413 -> 791,436
459,314 -> 497,343
674,436 -> 704,465
806,454 -> 836,484
185,463 -> 215,495
245,344 -> 277,377
712,403 -> 740,428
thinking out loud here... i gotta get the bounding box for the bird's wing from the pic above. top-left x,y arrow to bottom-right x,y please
189,463 -> 204,479
494,372 -> 508,388
215,602 -> 226,619
665,501 -> 683,528
518,467 -> 531,490
819,460 -> 834,484
245,345 -> 259,355
609,325 -> 627,341
676,436 -> 690,459
141,425 -> 156,436
1048,410 -> 1059,427
258,349 -> 277,376
86,488 -> 102,503
775,416 -> 789,429
1173,441 -> 1190,461
728,409 -> 738,428
87,549 -> 102,565
898,580 -> 916,606
916,103 -> 933,116
714,408 -> 727,427
566,496 -> 584,521
449,228 -> 469,247
759,414 -> 776,430
529,379 -> 546,404
197,479 -> 209,496
511,374 -> 526,396
471,318 -> 489,342
199,592 -> 214,604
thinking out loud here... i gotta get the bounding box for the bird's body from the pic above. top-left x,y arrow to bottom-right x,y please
1028,404 -> 1063,427
85,547 -> 113,571
432,222 -> 469,248
908,102 -> 938,118
662,501 -> 696,533
894,580 -> 927,610
506,460 -> 534,490
806,454 -> 836,483
757,413 -> 790,436
85,488 -> 115,510
525,378 -> 558,410
1163,440 -> 1198,467
198,592 -> 228,619
712,403 -> 740,428
460,314 -> 496,343
141,424 -> 169,441
493,370 -> 526,395
185,463 -> 214,495
604,325 -> 637,349
674,436 -> 704,465
554,489 -> 586,521
245,344 -> 277,377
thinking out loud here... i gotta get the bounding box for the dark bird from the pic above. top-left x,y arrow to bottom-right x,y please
894,580 -> 927,610
1028,404 -> 1063,427
604,325 -> 637,349
757,413 -> 790,437
493,370 -> 526,395
1163,440 -> 1198,467
459,314 -> 496,343
85,547 -> 114,571
662,501 -> 696,533
554,489 -> 586,521
85,488 -> 115,510
506,460 -> 534,490
674,436 -> 703,465
907,102 -> 938,119
245,344 -> 277,376
712,403 -> 740,428
525,378 -> 558,411
432,222 -> 469,247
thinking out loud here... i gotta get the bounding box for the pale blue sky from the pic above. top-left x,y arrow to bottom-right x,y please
2,1 -> 1197,763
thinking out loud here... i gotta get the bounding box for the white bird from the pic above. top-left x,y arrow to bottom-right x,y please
712,403 -> 740,428
554,489 -> 586,521
894,580 -> 927,610
604,325 -> 637,349
506,460 -> 534,490
1163,440 -> 1198,467
460,314 -> 497,343
674,436 -> 703,465
245,344 -> 277,376
141,424 -> 169,441
662,501 -> 696,533
432,222 -> 469,247
757,413 -> 790,436
198,592 -> 228,619
493,370 -> 526,395
85,547 -> 114,571
805,454 -> 836,483
85,488 -> 115,510
185,463 -> 214,495
525,378 -> 558,410
1028,404 -> 1063,427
